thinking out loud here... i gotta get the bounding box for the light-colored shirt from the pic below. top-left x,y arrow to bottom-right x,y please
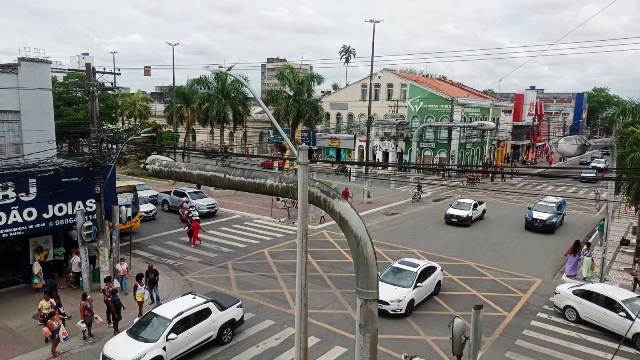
565,253 -> 581,277
115,262 -> 129,277
70,255 -> 81,272
38,299 -> 56,314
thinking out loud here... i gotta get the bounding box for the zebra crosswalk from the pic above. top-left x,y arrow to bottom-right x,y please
132,219 -> 297,267
193,312 -> 348,360
504,304 -> 640,360
509,180 -> 598,197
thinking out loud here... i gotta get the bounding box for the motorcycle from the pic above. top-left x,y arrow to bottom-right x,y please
335,164 -> 349,176
411,190 -> 422,203
179,206 -> 199,223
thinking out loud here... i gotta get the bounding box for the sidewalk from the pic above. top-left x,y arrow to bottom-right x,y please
3,257 -> 191,360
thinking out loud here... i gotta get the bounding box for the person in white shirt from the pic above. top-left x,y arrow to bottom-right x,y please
70,251 -> 82,288
115,258 -> 129,295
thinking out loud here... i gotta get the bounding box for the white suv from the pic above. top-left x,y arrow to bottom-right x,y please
551,282 -> 640,349
378,258 -> 443,316
101,291 -> 244,360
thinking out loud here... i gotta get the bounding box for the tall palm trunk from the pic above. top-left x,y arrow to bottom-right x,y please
345,64 -> 348,86
219,124 -> 225,148
181,126 -> 190,162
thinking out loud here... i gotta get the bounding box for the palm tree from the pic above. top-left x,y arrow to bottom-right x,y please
195,72 -> 251,149
119,90 -> 152,128
338,44 -> 356,86
262,64 -> 324,145
164,80 -> 200,159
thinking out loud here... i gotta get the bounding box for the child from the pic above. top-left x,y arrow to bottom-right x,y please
79,292 -> 94,341
110,288 -> 125,335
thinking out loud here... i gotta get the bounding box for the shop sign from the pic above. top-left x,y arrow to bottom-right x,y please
0,165 -> 116,239
420,142 -> 436,148
29,235 -> 53,264
327,137 -> 340,147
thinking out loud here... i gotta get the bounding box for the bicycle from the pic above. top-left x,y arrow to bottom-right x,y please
410,190 -> 422,203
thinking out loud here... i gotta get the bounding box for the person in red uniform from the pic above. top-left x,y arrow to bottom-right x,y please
341,187 -> 350,202
191,216 -> 203,247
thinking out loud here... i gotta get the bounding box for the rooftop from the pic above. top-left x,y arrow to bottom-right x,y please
152,293 -> 209,319
394,71 -> 495,100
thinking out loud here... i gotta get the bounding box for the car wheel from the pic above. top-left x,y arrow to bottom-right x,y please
212,211 -> 217,217
217,323 -> 235,345
161,201 -> 170,212
404,300 -> 415,316
632,334 -> 640,351
432,281 -> 441,297
480,210 -> 486,220
550,225 -> 557,234
563,306 -> 580,323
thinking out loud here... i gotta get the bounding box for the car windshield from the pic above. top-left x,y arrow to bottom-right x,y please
136,184 -> 152,191
451,201 -> 472,211
622,296 -> 640,316
532,203 -> 556,214
189,191 -> 208,200
592,159 -> 605,164
380,265 -> 417,288
126,312 -> 171,343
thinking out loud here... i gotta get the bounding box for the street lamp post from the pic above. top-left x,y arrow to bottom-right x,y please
364,19 -> 382,202
166,42 -> 180,159
109,51 -> 119,126
105,128 -> 156,182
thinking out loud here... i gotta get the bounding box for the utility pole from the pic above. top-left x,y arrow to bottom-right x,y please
294,144 -> 310,360
364,19 -> 382,202
75,210 -> 90,293
85,63 -> 110,283
469,304 -> 484,360
447,98 -> 455,166
166,42 -> 180,160
109,51 -> 120,127
600,133 -> 616,282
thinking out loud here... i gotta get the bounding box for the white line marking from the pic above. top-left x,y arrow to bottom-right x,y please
535,312 -> 601,333
522,330 -> 630,360
541,305 -> 555,311
316,346 -> 348,360
567,187 -> 577,193
197,234 -> 247,248
220,226 -> 272,240
206,320 -> 275,356
229,327 -> 295,360
147,245 -> 203,262
530,321 -> 639,354
244,313 -> 255,320
165,242 -> 218,257
515,339 -> 582,360
516,183 -> 526,188
233,224 -> 286,237
535,184 -> 546,190
579,189 -> 587,194
120,215 -> 240,246
179,238 -> 234,252
132,250 -> 183,266
312,198 -> 413,229
556,186 -> 567,192
272,336 -> 321,360
205,230 -> 260,244
247,222 -> 296,234
254,220 -> 297,230
505,352 -> 538,360
545,186 -> 554,191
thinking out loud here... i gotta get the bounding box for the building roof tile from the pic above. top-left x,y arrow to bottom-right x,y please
393,71 -> 495,100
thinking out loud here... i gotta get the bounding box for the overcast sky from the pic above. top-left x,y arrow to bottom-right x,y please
2,0 -> 638,97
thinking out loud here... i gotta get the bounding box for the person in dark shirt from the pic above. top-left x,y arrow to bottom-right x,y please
144,263 -> 161,305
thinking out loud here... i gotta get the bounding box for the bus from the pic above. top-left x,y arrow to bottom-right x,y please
116,181 -> 141,232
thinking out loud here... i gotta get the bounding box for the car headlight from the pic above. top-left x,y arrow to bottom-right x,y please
132,353 -> 146,360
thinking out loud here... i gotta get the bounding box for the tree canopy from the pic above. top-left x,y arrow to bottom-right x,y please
586,86 -> 625,136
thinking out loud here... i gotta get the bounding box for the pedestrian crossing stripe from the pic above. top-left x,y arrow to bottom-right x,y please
205,320 -> 276,357
205,230 -> 261,243
247,222 -> 296,234
165,241 -> 219,257
229,327 -> 296,360
254,220 -> 297,231
221,226 -> 273,240
198,233 -> 247,248
181,238 -> 235,253
147,245 -> 203,262
272,337 -> 321,360
522,329 -> 631,360
232,224 -> 287,237
529,320 -> 639,354
316,347 -> 348,360
132,250 -> 183,266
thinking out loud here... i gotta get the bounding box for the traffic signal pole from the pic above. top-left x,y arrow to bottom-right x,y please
75,209 -> 91,293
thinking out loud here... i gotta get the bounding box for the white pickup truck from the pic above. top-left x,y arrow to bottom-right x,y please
158,187 -> 219,216
444,199 -> 487,226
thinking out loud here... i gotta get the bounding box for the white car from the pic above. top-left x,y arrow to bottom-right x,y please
551,282 -> 640,349
101,291 -> 245,360
129,180 -> 160,205
139,200 -> 157,221
590,158 -> 609,170
444,199 -> 487,226
378,258 -> 443,316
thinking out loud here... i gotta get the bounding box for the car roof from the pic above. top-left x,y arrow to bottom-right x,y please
152,293 -> 210,319
455,198 -> 475,203
540,196 -> 564,204
580,283 -> 638,300
391,258 -> 436,271
176,187 -> 202,192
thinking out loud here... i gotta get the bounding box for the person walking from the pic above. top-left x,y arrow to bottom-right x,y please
102,276 -> 114,327
109,288 -> 125,335
632,257 -> 640,292
145,263 -> 161,305
44,311 -> 62,359
70,250 -> 81,289
285,198 -> 293,219
79,292 -> 94,341
190,216 -> 203,247
319,210 -> 326,224
597,218 -> 606,243
564,240 -> 582,280
133,273 -> 145,318
341,187 -> 351,202
115,258 -> 129,295
184,212 -> 194,243
581,242 -> 595,281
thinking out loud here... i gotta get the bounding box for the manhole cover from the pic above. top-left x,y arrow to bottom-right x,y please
432,197 -> 448,202
383,211 -> 400,216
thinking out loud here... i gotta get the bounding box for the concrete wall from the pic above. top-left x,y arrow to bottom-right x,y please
0,72 -> 20,111
17,58 -> 56,159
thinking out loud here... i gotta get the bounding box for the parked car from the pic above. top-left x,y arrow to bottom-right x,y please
601,147 -> 611,155
579,152 -> 603,165
201,146 -> 232,159
579,169 -> 599,183
260,158 -> 284,170
139,198 -> 158,220
158,187 -> 219,216
101,291 -> 245,360
444,199 -> 487,226
378,258 -> 443,316
551,282 -> 640,350
129,180 -> 159,205
524,196 -> 566,233
590,158 -> 609,170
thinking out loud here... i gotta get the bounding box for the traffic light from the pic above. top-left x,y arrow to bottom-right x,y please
450,316 -> 469,358
81,221 -> 94,242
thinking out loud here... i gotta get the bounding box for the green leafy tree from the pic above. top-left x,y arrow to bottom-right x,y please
119,90 -> 153,127
482,89 -> 497,96
586,87 -> 625,136
614,115 -> 640,260
262,64 -> 325,144
164,80 -> 200,158
338,44 -> 356,86
331,82 -> 341,91
195,72 -> 251,148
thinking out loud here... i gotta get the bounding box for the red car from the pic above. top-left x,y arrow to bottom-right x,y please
260,159 -> 284,170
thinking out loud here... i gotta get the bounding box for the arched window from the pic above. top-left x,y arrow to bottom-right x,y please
423,116 -> 434,141
335,113 -> 343,133
228,131 -> 234,146
346,113 -> 354,134
386,83 -> 394,100
209,128 -> 215,143
358,114 -> 367,136
190,128 -> 196,146
324,113 -> 330,130
410,115 -> 420,134
439,116 -> 449,140
360,84 -> 367,101
400,84 -> 408,101
373,84 -> 381,101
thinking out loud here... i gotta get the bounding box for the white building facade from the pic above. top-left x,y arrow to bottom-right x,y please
0,57 -> 56,161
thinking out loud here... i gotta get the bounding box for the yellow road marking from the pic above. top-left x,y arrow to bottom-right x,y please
264,249 -> 295,310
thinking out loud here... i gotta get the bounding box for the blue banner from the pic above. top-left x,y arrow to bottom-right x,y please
0,164 -> 116,239
571,92 -> 586,135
